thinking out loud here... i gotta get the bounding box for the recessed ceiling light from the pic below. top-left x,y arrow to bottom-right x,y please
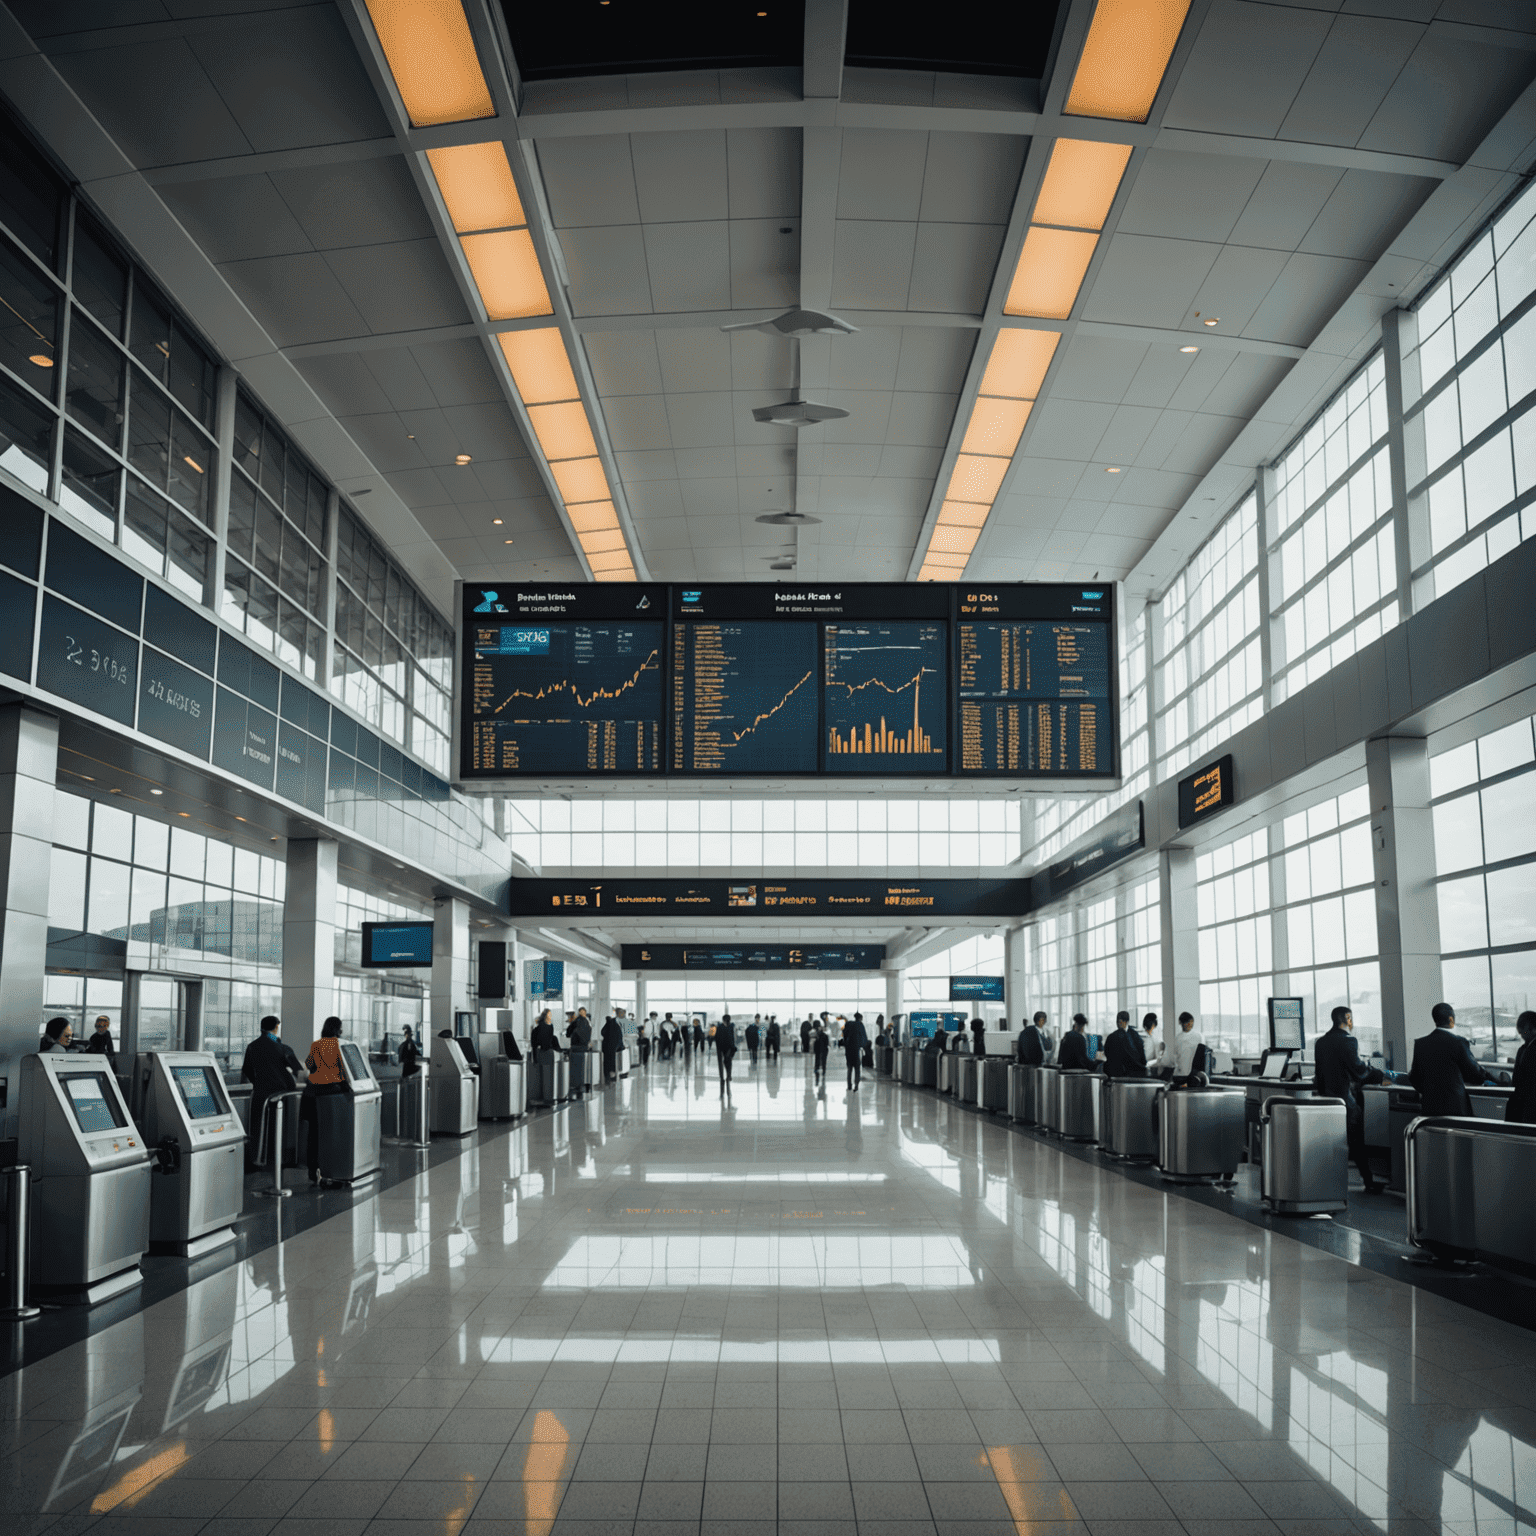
29,353 -> 53,368
109,786 -> 121,793
178,811 -> 190,818
492,518 -> 503,524
504,538 -> 514,544
150,788 -> 163,795
455,453 -> 473,464
80,775 -> 93,782
1179,345 -> 1199,353
183,455 -> 204,473
1105,466 -> 1122,473
1202,317 -> 1219,327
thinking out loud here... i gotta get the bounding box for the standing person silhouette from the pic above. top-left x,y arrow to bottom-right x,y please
812,1022 -> 830,1086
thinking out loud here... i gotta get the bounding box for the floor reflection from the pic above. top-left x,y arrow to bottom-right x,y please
2,1053 -> 1534,1535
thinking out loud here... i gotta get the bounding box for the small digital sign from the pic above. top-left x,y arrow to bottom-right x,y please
361,921 -> 433,968
949,976 -> 1004,1001
1179,754 -> 1235,828
1269,997 -> 1305,1052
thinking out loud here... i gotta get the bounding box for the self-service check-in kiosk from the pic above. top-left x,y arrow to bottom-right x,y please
430,1033 -> 478,1135
19,1053 -> 152,1303
131,1051 -> 245,1258
318,1041 -> 383,1184
477,1031 -> 526,1120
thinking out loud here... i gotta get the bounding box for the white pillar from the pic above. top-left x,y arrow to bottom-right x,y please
595,968 -> 614,1019
1368,736 -> 1442,1069
0,706 -> 57,1141
885,968 -> 903,1023
1160,846 -> 1200,1029
281,838 -> 338,1039
635,976 -> 647,1021
1004,925 -> 1028,1027
432,897 -> 471,1036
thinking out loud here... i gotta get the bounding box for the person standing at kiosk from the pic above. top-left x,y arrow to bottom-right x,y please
1409,1002 -> 1489,1114
1103,1012 -> 1147,1077
1315,1005 -> 1386,1193
1058,1016 -> 1092,1071
398,1024 -> 422,1077
745,1018 -> 760,1066
302,1018 -> 348,1184
1017,1013 -> 1047,1065
242,1016 -> 301,1170
39,1017 -> 74,1052
1507,1011 -> 1536,1122
843,1013 -> 868,1092
85,1015 -> 117,1063
601,1014 -> 624,1082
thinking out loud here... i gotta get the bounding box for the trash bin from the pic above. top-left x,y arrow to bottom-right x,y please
915,1053 -> 938,1088
1260,1095 -> 1348,1214
960,1057 -> 979,1105
1388,1087 -> 1423,1193
1034,1067 -> 1061,1134
1008,1064 -> 1032,1123
1058,1071 -> 1100,1142
553,1055 -> 570,1103
1157,1085 -> 1245,1183
1103,1078 -> 1159,1160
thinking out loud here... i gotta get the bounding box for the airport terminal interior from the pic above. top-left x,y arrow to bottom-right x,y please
4,0 -> 1536,1533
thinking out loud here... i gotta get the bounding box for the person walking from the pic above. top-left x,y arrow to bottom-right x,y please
566,1009 -> 593,1093
843,1012 -> 868,1092
812,1022 -> 830,1085
601,1014 -> 624,1082
766,1016 -> 781,1061
301,1016 -> 348,1185
241,1015 -> 302,1171
716,1012 -> 737,1091
637,1023 -> 651,1068
799,1017 -> 812,1057
745,1018 -> 760,1066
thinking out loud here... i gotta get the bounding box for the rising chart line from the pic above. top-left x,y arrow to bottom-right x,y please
491,650 -> 660,714
728,670 -> 815,744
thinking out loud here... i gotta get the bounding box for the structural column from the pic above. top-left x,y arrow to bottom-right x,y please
1159,846 -> 1201,1028
1368,735 -> 1441,1068
1004,925 -> 1028,1026
635,975 -> 647,1023
281,838 -> 338,1040
0,705 -> 58,1142
432,897 -> 471,1036
594,967 -> 614,1021
885,968 -> 903,1024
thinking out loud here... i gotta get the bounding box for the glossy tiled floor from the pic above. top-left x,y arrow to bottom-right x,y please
5,1052 -> 1535,1536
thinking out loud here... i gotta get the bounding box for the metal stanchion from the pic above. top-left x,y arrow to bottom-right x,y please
384,1072 -> 430,1148
256,1092 -> 302,1199
0,1165 -> 40,1321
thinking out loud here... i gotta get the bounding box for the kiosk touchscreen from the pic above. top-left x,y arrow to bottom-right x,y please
1260,1051 -> 1290,1079
134,1050 -> 244,1258
19,1054 -> 152,1302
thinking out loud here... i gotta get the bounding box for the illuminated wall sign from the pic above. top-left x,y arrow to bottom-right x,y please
1178,754 -> 1234,828
949,976 -> 1003,1001
622,944 -> 885,971
512,877 -> 1031,918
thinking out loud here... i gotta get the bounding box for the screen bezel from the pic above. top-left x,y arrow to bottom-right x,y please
1268,997 -> 1305,1052
339,1041 -> 370,1081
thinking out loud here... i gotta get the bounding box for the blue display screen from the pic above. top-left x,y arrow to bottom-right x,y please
362,921 -> 433,967
949,976 -> 1004,1001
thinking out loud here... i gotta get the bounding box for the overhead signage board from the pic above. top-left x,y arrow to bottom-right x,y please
1178,754 -> 1235,828
459,582 -> 1118,783
1031,801 -> 1144,905
622,943 -> 885,971
949,976 -> 1004,1001
511,876 -> 1031,919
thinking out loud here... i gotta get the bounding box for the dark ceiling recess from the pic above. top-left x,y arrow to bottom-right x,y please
501,0 -> 805,80
844,0 -> 1064,78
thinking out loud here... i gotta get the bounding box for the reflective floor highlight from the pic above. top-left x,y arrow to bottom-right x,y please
5,1053 -> 1535,1536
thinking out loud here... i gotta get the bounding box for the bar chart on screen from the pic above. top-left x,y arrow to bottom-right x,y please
823,621 -> 947,771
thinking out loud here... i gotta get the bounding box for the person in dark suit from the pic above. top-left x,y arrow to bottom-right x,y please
1506,1010 -> 1536,1123
765,1017 -> 780,1060
970,1016 -> 986,1056
745,1018 -> 760,1065
811,1023 -> 830,1084
843,1013 -> 869,1091
1017,1013 -> 1047,1065
566,1010 -> 593,1093
800,1018 -> 812,1057
1102,1011 -> 1147,1078
1314,1005 -> 1386,1193
1057,1015 -> 1092,1071
601,1015 -> 624,1081
715,1013 -> 737,1090
1409,1002 -> 1489,1116
241,1015 -> 302,1170
84,1015 -> 117,1064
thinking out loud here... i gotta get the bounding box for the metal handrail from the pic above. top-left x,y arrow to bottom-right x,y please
1403,1112 -> 1536,1251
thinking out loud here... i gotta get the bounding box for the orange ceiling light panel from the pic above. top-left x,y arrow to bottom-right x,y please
427,142 -> 525,232
960,397 -> 1033,458
587,548 -> 633,572
459,230 -> 551,319
1004,227 -> 1099,320
579,528 -> 629,555
363,0 -> 495,126
978,328 -> 1060,400
1033,140 -> 1133,231
1065,0 -> 1192,123
527,401 -> 599,462
928,524 -> 981,555
947,453 -> 1010,505
567,500 -> 621,533
497,328 -> 579,404
935,499 -> 990,529
551,457 -> 610,504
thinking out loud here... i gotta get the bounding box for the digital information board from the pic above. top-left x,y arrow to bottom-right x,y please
1179,754 -> 1235,828
949,976 -> 1004,1001
512,876 -> 1029,919
361,921 -> 433,968
622,943 -> 885,971
460,582 -> 1116,782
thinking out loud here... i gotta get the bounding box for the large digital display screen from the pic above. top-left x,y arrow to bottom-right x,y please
171,1064 -> 226,1120
60,1072 -> 125,1135
459,582 -> 1116,781
949,976 -> 1004,1001
361,921 -> 433,968
622,943 -> 885,971
514,877 -> 1029,918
